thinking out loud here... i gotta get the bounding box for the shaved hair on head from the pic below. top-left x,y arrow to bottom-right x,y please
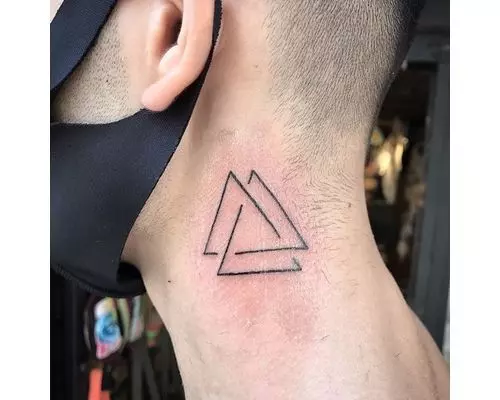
52,0 -> 424,144
52,6 -> 134,124
264,0 -> 425,142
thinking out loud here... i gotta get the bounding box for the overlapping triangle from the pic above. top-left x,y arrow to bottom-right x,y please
203,171 -> 308,275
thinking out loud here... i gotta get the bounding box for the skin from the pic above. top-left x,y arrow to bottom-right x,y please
51,0 -> 450,399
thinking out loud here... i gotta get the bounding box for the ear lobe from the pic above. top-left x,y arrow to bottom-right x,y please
142,0 -> 215,112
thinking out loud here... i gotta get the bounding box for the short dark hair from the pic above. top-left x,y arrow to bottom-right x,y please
264,0 -> 425,140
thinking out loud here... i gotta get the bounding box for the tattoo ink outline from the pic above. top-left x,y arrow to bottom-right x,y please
203,171 -> 308,276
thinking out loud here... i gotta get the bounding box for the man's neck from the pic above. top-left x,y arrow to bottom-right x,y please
125,120 -> 446,399
128,114 -> 371,269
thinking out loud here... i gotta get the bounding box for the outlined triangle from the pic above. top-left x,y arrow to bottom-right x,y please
203,171 -> 308,275
236,170 -> 308,253
203,172 -> 281,255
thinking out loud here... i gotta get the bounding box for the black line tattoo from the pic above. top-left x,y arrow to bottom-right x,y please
218,260 -> 302,276
202,172 -> 232,255
217,205 -> 243,275
234,247 -> 307,255
203,172 -> 280,255
228,172 -> 280,238
248,170 -> 308,250
203,171 -> 309,276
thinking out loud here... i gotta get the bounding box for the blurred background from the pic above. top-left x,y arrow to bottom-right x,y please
51,0 -> 450,398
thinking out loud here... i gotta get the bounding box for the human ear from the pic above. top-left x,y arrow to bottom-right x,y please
141,0 -> 214,111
